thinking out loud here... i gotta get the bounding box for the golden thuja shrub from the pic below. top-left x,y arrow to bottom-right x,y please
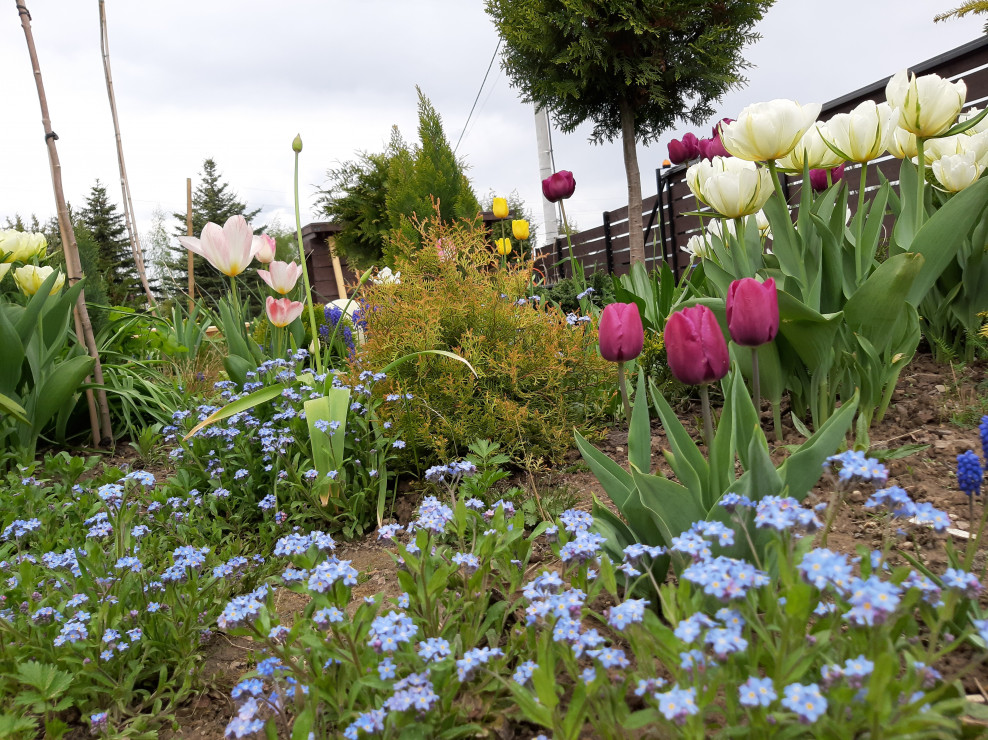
350,211 -> 613,467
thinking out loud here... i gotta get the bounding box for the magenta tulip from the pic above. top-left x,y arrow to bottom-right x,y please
266,296 -> 304,328
726,278 -> 779,347
668,133 -> 701,165
664,305 -> 729,386
698,135 -> 730,161
542,170 -> 576,203
809,163 -> 845,192
598,303 -> 644,362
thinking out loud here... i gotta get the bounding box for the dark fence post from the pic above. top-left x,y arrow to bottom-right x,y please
603,211 -> 613,275
664,168 -> 680,281
656,167 -> 667,273
554,236 -> 564,281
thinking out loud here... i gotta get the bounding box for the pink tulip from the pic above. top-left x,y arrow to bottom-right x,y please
726,277 -> 779,347
668,133 -> 701,165
178,215 -> 258,277
258,260 -> 303,295
266,296 -> 304,328
598,303 -> 644,362
253,234 -> 277,264
809,164 -> 845,192
664,305 -> 729,385
542,171 -> 576,203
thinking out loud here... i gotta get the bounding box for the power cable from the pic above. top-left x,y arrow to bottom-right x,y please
454,38 -> 503,155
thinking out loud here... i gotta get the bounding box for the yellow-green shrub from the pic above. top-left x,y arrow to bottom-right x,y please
351,213 -> 612,467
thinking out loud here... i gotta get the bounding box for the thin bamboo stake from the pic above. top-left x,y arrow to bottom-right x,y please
98,0 -> 156,310
16,0 -> 113,445
186,178 -> 194,312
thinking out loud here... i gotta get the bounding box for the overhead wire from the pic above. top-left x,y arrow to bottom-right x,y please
454,38 -> 503,155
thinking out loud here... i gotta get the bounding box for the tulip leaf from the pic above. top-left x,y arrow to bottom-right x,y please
778,390 -> 859,501
0,391 -> 28,425
762,193 -> 805,300
381,350 -> 477,378
305,388 -> 350,495
627,371 -> 651,476
648,380 -> 707,494
31,355 -> 95,438
632,470 -> 705,548
0,309 -> 24,395
184,384 -> 285,439
937,107 -> 988,138
574,429 -> 633,510
776,290 -> 843,371
905,175 -> 988,306
845,252 -> 922,350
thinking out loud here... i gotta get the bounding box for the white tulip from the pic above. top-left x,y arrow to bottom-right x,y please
372,267 -> 401,285
776,122 -> 844,171
720,99 -> 822,161
681,234 -> 713,262
687,156 -> 775,219
926,130 -> 988,164
887,127 -> 919,159
0,229 -> 47,263
959,107 -> 988,136
932,152 -> 985,192
822,101 -> 898,163
886,69 -> 966,138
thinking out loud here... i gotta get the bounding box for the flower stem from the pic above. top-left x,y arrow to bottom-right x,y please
750,346 -> 761,418
558,200 -> 584,290
617,361 -> 632,423
294,147 -> 322,375
916,137 -> 926,238
699,384 -> 714,449
856,162 -> 869,282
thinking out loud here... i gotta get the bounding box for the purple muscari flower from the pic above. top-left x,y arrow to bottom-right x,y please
781,682 -> 827,723
739,676 -> 776,707
655,685 -> 699,725
957,450 -> 983,497
980,415 -> 988,465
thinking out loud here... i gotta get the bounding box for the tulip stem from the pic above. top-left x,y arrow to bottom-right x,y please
558,200 -> 584,290
699,384 -> 714,450
617,361 -> 632,422
915,137 -> 926,237
750,346 -> 761,419
294,145 -> 323,376
856,162 -> 869,282
733,216 -> 752,277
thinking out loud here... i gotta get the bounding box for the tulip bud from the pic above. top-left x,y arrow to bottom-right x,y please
13,265 -> 64,296
511,220 -> 530,240
668,133 -> 701,165
253,234 -> 277,264
495,238 -> 512,256
809,164 -> 845,192
598,303 -> 644,362
266,296 -> 305,327
726,277 -> 779,347
664,305 -> 729,385
492,197 -> 509,220
542,171 -> 576,203
292,134 -> 303,153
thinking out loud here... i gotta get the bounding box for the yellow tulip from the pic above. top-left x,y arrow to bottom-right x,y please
492,197 -> 509,220
14,265 -> 64,296
0,229 -> 47,263
495,238 -> 512,256
511,220 -> 529,240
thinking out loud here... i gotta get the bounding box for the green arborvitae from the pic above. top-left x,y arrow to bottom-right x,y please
317,90 -> 481,268
485,0 -> 774,264
168,158 -> 262,304
80,180 -> 142,307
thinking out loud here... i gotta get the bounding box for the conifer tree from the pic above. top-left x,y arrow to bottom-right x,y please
169,158 -> 261,303
80,180 -> 141,307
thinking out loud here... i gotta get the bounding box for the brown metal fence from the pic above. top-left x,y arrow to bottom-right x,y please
534,35 -> 988,283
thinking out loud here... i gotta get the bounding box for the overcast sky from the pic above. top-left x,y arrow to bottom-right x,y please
0,1 -> 984,254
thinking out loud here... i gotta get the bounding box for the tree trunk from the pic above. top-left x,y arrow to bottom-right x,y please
99,0 -> 156,310
620,97 -> 646,265
16,0 -> 113,445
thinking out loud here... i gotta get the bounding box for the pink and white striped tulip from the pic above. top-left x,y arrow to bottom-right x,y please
178,215 -> 257,277
257,260 -> 303,295
266,296 -> 304,328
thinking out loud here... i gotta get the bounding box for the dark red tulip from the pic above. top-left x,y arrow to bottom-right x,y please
664,305 -> 729,385
598,303 -> 644,362
726,277 -> 779,347
542,170 -> 576,203
698,135 -> 730,161
809,163 -> 845,192
713,118 -> 735,138
668,133 -> 701,165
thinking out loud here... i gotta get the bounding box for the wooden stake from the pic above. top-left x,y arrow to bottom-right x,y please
98,0 -> 156,311
328,235 -> 347,300
16,0 -> 113,446
186,177 -> 194,312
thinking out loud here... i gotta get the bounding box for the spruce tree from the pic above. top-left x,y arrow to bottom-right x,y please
80,180 -> 141,307
169,158 -> 261,304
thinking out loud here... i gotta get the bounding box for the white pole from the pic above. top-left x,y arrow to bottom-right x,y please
534,105 -> 558,248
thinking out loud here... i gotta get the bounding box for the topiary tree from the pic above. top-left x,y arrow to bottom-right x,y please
486,0 -> 773,265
